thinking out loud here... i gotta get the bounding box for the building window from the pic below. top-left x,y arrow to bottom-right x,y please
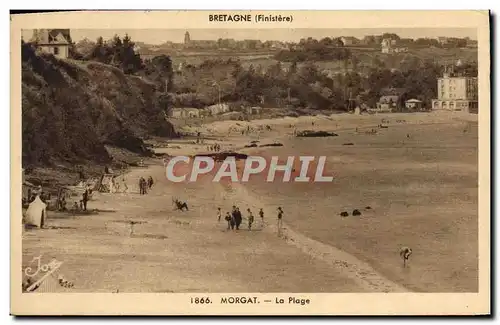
53,47 -> 60,55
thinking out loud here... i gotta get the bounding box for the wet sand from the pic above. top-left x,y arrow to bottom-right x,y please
239,113 -> 478,292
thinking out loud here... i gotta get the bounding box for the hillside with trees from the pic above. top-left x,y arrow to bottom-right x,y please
21,39 -> 176,167
23,32 -> 478,167
73,34 -> 476,112
170,56 -> 477,111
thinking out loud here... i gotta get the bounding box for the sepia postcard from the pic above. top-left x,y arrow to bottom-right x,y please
10,10 -> 490,316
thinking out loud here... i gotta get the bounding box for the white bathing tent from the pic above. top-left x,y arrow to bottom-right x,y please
24,195 -> 47,228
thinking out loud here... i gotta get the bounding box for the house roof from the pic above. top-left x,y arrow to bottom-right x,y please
406,99 -> 422,103
32,29 -> 71,45
378,95 -> 399,103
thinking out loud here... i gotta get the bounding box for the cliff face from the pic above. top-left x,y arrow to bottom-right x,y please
21,43 -> 176,166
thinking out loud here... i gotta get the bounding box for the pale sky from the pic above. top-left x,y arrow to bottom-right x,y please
22,28 -> 477,44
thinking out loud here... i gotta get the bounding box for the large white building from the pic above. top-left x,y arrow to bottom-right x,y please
431,71 -> 478,113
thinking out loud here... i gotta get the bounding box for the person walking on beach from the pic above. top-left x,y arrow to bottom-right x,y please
236,207 -> 243,230
81,188 -> 89,211
277,207 -> 284,236
247,208 -> 254,231
143,177 -> 149,194
122,177 -> 128,193
225,212 -> 232,230
230,206 -> 237,230
147,176 -> 154,189
259,208 -> 264,227
217,207 -> 222,222
139,177 -> 146,195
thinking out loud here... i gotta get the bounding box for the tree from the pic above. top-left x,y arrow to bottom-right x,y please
363,35 -> 376,45
319,37 -> 333,46
142,54 -> 174,92
382,33 -> 401,41
119,34 -> 143,74
333,38 -> 344,47
87,36 -> 112,64
288,61 -> 298,76
297,62 -> 320,84
266,62 -> 283,79
68,42 -> 84,60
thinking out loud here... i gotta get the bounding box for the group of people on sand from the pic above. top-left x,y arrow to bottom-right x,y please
139,176 -> 154,195
66,187 -> 91,212
207,143 -> 221,152
26,184 -> 93,213
217,206 -> 284,235
69,186 -> 92,212
217,206 -> 259,231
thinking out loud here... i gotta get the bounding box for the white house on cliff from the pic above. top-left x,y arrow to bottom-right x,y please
30,29 -> 72,59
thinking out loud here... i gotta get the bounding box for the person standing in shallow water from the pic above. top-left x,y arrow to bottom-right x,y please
277,207 -> 284,236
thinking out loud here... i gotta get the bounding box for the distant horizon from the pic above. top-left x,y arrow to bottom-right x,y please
22,28 -> 477,45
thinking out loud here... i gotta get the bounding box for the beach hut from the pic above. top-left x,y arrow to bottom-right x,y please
24,195 -> 47,228
94,174 -> 117,193
405,99 -> 424,111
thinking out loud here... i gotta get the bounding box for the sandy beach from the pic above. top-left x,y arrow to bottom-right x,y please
22,111 -> 478,293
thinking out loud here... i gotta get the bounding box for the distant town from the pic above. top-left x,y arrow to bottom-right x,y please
133,31 -> 478,57
25,29 -> 479,116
